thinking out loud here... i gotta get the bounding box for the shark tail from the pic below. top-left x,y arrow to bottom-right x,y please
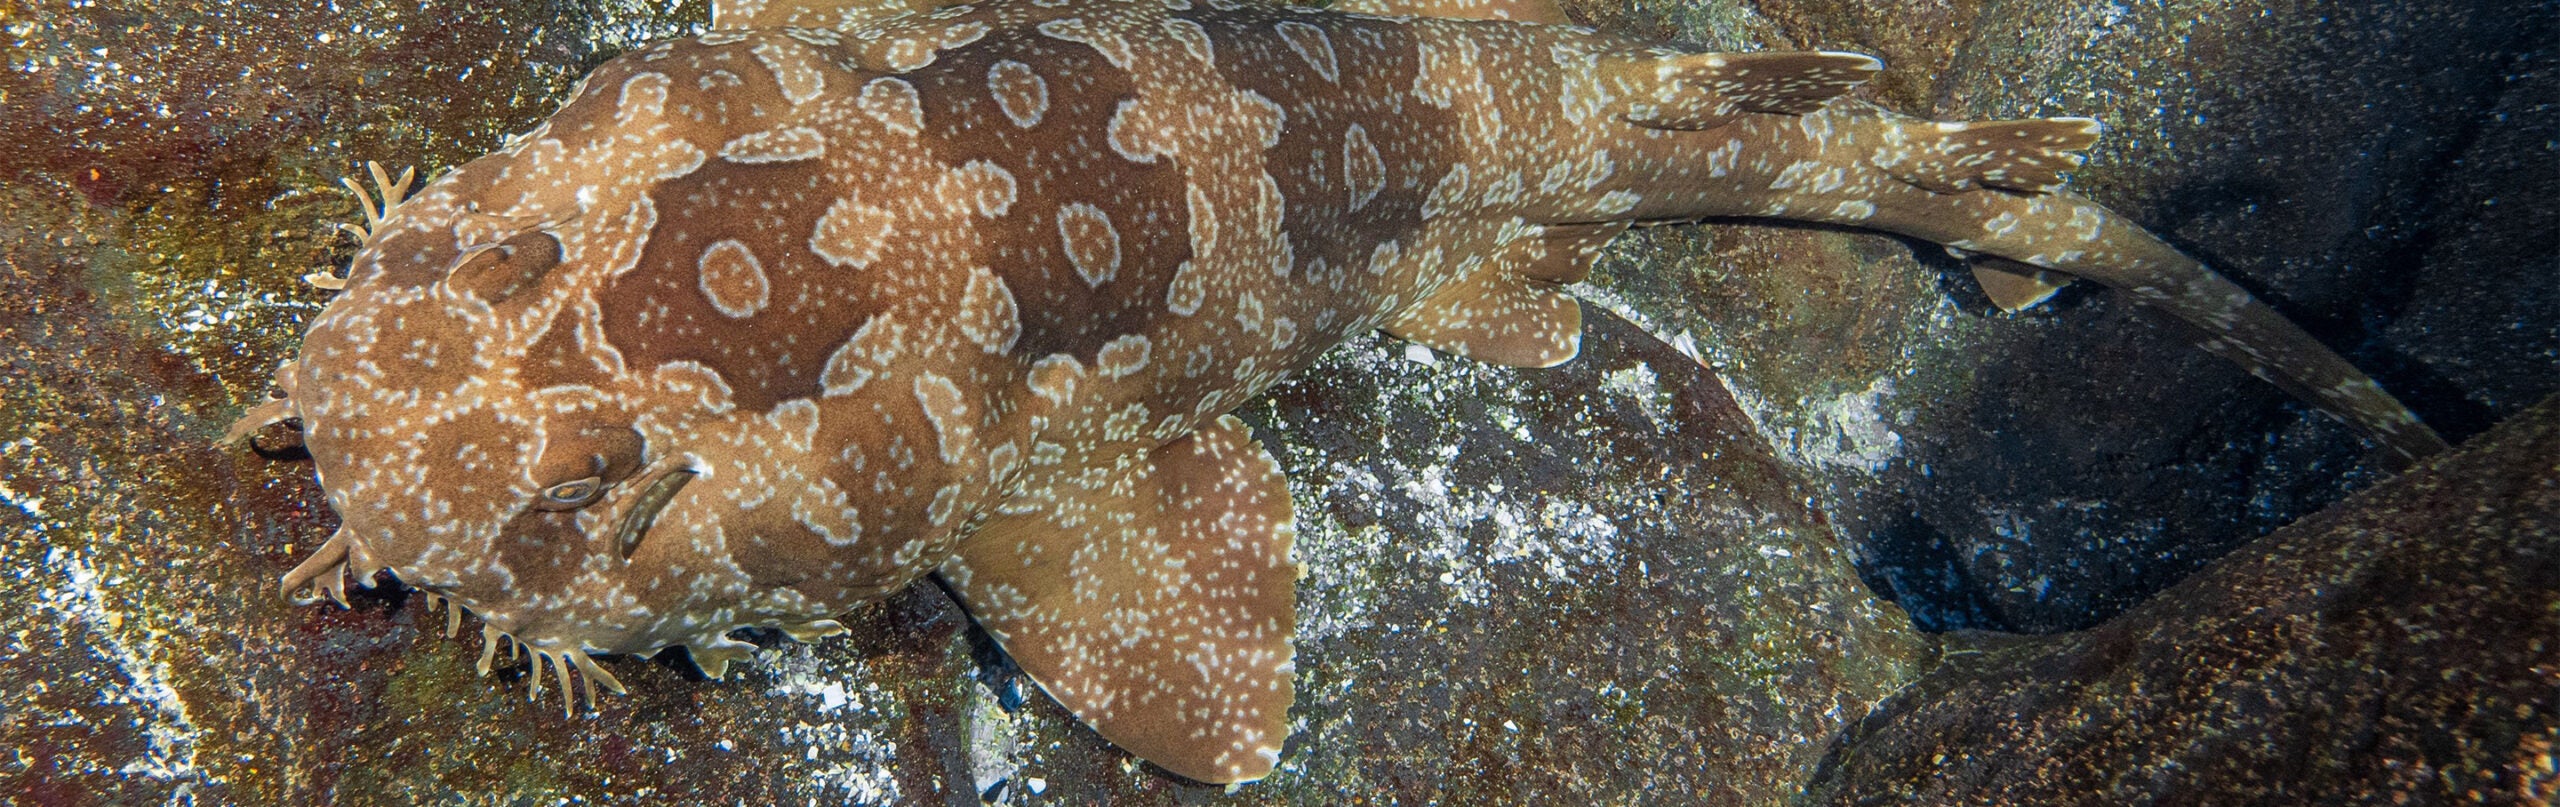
1750,102 -> 2449,461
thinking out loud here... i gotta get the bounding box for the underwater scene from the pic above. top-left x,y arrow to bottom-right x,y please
3,0 -> 2556,802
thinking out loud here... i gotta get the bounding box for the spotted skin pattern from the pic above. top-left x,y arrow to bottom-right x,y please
235,0 -> 2446,785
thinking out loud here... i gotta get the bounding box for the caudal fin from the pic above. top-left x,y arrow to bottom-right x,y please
1730,103 -> 2449,461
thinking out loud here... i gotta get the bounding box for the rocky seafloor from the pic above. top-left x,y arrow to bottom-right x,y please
2,0 -> 2552,803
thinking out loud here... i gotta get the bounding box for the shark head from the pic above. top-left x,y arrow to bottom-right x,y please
267,37 -> 1004,706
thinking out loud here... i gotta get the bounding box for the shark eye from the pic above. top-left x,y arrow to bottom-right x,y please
535,475 -> 607,511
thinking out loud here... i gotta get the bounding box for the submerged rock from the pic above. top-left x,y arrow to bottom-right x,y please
1573,0 -> 2560,633
0,0 -> 2551,803
1805,393 -> 2560,804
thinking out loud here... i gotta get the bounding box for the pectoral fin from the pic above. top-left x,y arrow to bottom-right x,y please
1380,224 -> 1619,368
1384,271 -> 1583,367
939,415 -> 1300,784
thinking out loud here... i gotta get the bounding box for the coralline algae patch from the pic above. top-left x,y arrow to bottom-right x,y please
20,547 -> 210,796
756,646 -> 910,804
1247,314 -> 1926,801
1577,280 -> 1921,482
1729,377 -> 1906,475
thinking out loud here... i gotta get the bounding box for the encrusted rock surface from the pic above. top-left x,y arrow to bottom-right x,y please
1805,393 -> 2560,804
1,0 -> 2551,804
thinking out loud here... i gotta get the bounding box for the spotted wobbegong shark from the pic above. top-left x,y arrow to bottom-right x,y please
224,0 -> 2448,784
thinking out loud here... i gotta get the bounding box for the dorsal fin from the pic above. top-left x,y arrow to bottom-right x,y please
711,0 -> 948,29
1329,0 -> 1573,24
1519,221 -> 1624,283
1385,272 -> 1583,368
1604,50 -> 1882,130
939,415 -> 1299,784
1381,223 -> 1622,368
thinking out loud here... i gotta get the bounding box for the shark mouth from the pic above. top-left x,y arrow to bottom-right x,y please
422,595 -> 630,717
277,531 -> 633,715
613,467 -> 694,559
442,466 -> 692,714
277,466 -> 856,716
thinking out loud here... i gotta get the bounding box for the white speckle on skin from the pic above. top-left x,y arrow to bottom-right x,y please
1343,124 -> 1385,212
1036,17 -> 1135,68
1829,199 -> 1876,220
783,27 -> 842,47
821,313 -> 905,396
1095,333 -> 1151,378
1105,99 -> 1171,163
942,21 -> 990,51
1160,17 -> 1216,66
987,60 -> 1049,129
1367,239 -> 1401,276
1275,20 -> 1338,83
1239,91 -> 1286,150
913,373 -> 974,464
617,72 -> 672,121
858,78 -> 925,135
720,126 -> 827,164
957,267 -> 1023,354
1593,190 -> 1640,216
1028,353 -> 1084,404
950,160 -> 1018,218
1983,211 -> 2022,238
1056,202 -> 1123,287
695,239 -> 771,319
750,40 -> 827,106
811,198 -> 898,270
1165,260 -> 1206,316
653,360 -> 738,414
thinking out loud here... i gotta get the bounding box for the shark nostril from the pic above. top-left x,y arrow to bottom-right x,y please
614,469 -> 694,559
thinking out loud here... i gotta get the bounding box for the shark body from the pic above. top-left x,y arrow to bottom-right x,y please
231,0 -> 2446,784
